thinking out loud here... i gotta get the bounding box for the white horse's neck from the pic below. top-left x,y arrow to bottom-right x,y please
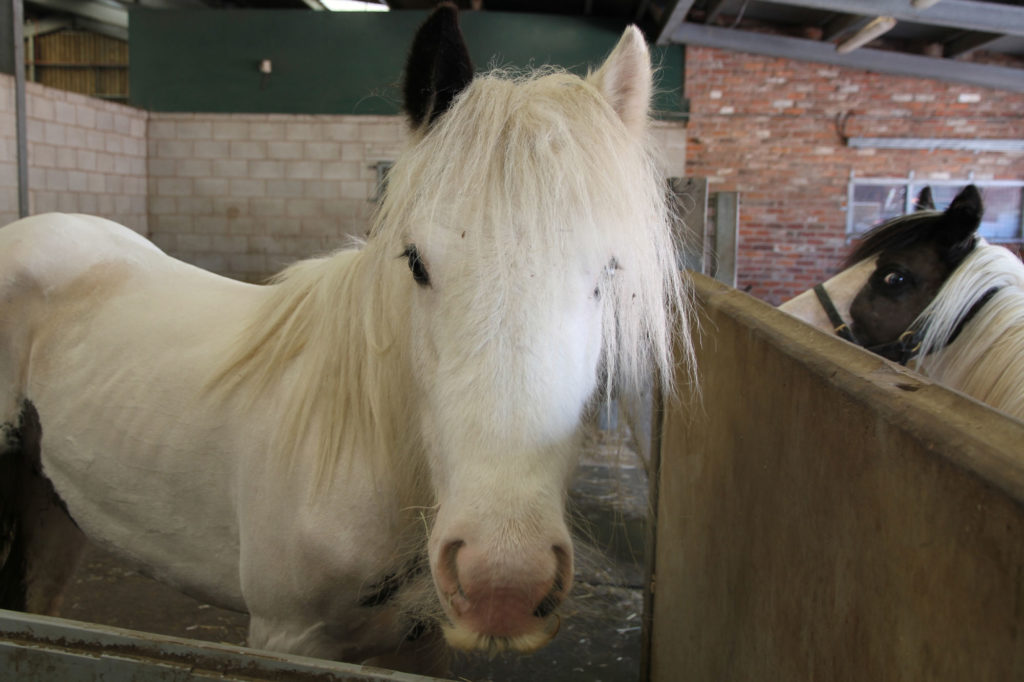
215,245 -> 425,504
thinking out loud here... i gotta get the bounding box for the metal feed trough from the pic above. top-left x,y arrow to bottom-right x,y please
0,609 -> 445,681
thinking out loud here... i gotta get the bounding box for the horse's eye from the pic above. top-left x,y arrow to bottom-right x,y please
401,245 -> 430,287
882,271 -> 906,288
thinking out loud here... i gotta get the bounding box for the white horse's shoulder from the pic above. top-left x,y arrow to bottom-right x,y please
0,213 -> 163,295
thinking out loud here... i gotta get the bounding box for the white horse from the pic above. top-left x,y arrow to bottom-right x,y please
0,5 -> 692,674
781,185 -> 1024,421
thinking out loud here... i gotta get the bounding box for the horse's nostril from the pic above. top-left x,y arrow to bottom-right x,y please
437,539 -> 464,596
533,591 -> 561,618
533,544 -> 572,618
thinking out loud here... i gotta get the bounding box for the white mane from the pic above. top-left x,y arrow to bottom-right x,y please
214,65 -> 692,488
912,240 -> 1024,420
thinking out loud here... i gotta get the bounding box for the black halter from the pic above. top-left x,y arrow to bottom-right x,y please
814,283 -> 1000,366
813,284 -> 859,344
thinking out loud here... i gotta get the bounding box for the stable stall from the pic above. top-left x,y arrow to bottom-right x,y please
649,274 -> 1024,680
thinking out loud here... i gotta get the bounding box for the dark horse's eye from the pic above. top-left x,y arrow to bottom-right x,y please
882,270 -> 907,288
401,245 -> 430,287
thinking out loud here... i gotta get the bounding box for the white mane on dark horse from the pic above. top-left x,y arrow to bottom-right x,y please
914,241 -> 1024,418
215,64 -> 692,492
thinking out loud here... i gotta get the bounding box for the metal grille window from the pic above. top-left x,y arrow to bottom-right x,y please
847,177 -> 1024,243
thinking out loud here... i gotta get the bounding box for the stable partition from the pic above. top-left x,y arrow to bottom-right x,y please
649,274 -> 1024,680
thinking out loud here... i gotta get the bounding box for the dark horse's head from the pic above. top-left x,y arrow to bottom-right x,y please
847,185 -> 984,362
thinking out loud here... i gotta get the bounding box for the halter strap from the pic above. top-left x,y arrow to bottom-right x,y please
813,284 -> 859,344
864,286 -> 1001,366
947,286 -> 1000,346
814,280 -> 1001,367
863,328 -> 924,366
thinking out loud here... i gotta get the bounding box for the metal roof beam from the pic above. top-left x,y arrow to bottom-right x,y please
23,18 -> 72,38
108,0 -> 207,7
703,0 -> 728,24
74,16 -> 128,41
26,0 -> 127,29
669,22 -> 1024,93
654,0 -> 698,45
741,0 -> 1024,38
821,14 -> 871,42
944,31 -> 1003,59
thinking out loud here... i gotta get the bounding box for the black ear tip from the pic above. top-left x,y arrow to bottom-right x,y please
424,2 -> 459,28
962,184 -> 982,203
915,186 -> 934,211
948,184 -> 984,218
403,1 -> 474,130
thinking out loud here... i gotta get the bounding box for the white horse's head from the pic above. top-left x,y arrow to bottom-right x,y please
366,5 -> 690,653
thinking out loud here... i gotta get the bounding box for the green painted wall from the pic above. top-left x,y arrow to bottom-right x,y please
128,9 -> 684,118
0,2 -> 14,76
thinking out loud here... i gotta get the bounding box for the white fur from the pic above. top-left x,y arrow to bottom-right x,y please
0,26 -> 692,672
911,242 -> 1024,420
780,258 -> 877,333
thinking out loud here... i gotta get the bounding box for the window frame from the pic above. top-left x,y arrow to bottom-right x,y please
846,176 -> 1024,244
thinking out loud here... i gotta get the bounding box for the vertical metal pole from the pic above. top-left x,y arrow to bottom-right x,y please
12,0 -> 29,217
713,191 -> 739,287
670,176 -> 709,275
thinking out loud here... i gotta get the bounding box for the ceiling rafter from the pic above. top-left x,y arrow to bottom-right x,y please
944,31 -> 1004,59
668,21 -> 1024,93
652,0 -> 1023,93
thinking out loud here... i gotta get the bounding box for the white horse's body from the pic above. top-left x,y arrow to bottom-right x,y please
0,213 -> 405,656
781,241 -> 1024,421
0,8 -> 690,673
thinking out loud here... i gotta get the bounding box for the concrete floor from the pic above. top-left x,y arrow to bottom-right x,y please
58,421 -> 650,682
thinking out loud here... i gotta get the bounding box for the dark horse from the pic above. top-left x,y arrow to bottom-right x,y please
783,185 -> 1024,419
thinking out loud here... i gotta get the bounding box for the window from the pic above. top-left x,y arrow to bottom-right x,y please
847,178 -> 1024,243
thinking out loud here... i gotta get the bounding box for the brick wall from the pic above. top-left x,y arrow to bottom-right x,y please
0,73 -> 147,230
685,47 -> 1024,305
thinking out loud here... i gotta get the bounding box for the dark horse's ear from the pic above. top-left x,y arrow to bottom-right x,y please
403,3 -> 474,132
936,184 -> 983,266
914,186 -> 935,211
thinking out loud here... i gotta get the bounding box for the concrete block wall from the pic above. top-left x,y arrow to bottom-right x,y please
0,73 -> 147,230
145,115 -> 687,282
2,74 -> 689,283
685,47 -> 1024,304
145,113 -> 406,281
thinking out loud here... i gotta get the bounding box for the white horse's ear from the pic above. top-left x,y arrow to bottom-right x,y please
588,26 -> 652,138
